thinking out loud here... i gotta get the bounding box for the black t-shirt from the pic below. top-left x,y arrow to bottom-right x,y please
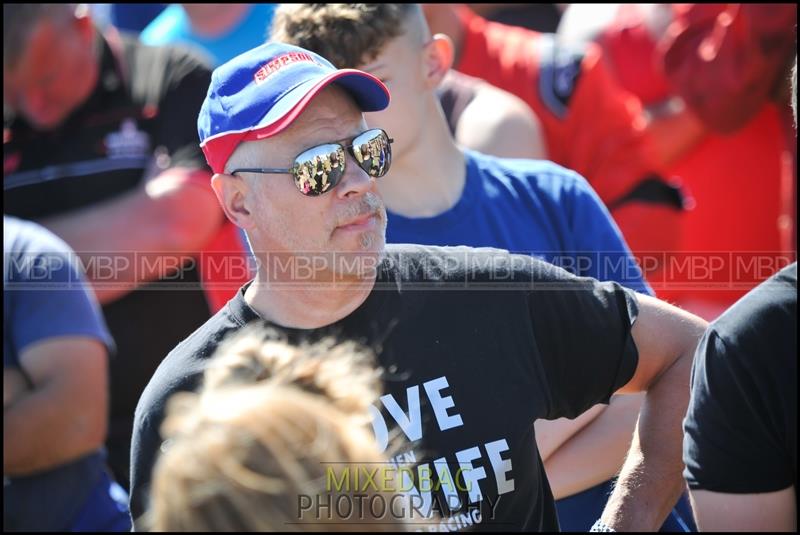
130,245 -> 640,530
3,30 -> 215,487
684,262 -> 797,493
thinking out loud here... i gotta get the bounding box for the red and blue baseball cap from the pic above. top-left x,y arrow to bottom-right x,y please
198,42 -> 390,174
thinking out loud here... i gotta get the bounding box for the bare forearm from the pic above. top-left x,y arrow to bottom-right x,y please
4,379 -> 107,475
535,403 -> 605,462
38,168 -> 220,303
40,191 -> 163,256
600,353 -> 693,530
644,102 -> 706,168
39,187 -> 178,304
546,393 -> 644,499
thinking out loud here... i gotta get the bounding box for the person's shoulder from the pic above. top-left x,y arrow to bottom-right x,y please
3,216 -> 74,259
466,149 -> 579,178
382,243 -> 574,285
466,150 -> 590,197
122,30 -> 212,86
167,301 -> 247,370
441,69 -> 483,94
135,303 -> 246,417
711,262 -> 797,352
383,243 -> 501,283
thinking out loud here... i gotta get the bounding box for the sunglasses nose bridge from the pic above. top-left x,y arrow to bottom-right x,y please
343,145 -> 368,178
335,139 -> 390,200
337,146 -> 376,195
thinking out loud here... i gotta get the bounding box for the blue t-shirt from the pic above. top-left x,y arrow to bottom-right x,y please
386,150 -> 653,295
3,216 -> 125,531
140,4 -> 276,67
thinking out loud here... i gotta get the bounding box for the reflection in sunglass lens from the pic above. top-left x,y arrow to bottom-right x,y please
293,144 -> 345,196
352,129 -> 392,178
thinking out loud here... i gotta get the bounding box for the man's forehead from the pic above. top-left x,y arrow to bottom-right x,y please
280,86 -> 365,140
4,22 -> 70,101
8,21 -> 61,74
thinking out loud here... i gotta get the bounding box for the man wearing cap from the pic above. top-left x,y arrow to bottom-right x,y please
130,42 -> 708,531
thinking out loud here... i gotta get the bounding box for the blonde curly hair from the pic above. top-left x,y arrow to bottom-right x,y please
147,325 -> 407,531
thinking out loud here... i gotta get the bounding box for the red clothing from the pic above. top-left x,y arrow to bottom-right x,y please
455,8 -> 685,277
656,105 -> 793,318
596,5 -> 673,106
661,3 -> 797,133
653,4 -> 797,317
198,219 -> 255,313
180,169 -> 254,314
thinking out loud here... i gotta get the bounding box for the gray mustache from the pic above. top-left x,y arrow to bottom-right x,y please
337,193 -> 384,224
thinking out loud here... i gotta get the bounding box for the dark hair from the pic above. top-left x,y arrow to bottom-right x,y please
3,4 -> 76,69
270,4 -> 419,68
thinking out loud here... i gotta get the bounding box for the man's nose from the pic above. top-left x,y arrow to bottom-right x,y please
336,150 -> 375,199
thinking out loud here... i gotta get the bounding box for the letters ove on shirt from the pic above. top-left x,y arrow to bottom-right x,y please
368,375 -> 515,516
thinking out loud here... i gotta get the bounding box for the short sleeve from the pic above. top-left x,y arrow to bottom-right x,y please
683,327 -> 793,493
4,221 -> 114,364
566,172 -> 654,296
526,259 -> 640,419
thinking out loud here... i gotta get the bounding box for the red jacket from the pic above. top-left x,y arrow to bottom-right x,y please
455,7 -> 686,282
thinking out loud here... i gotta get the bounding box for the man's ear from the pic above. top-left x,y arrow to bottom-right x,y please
423,33 -> 455,89
211,173 -> 255,230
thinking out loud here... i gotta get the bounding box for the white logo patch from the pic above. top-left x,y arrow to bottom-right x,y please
105,119 -> 150,159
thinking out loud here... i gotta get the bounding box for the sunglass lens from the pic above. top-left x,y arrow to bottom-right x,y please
352,129 -> 391,178
293,144 -> 345,196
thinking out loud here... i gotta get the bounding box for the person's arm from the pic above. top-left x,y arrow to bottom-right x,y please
40,43 -> 224,305
456,83 -> 547,159
545,393 -> 644,500
659,4 -> 798,133
446,7 -> 673,212
4,218 -> 115,475
643,98 -> 707,168
526,256 -> 705,530
682,269 -> 797,532
39,167 -> 222,304
534,404 -> 604,462
689,487 -> 796,532
599,294 -> 706,531
537,172 -> 651,500
4,337 -> 108,475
